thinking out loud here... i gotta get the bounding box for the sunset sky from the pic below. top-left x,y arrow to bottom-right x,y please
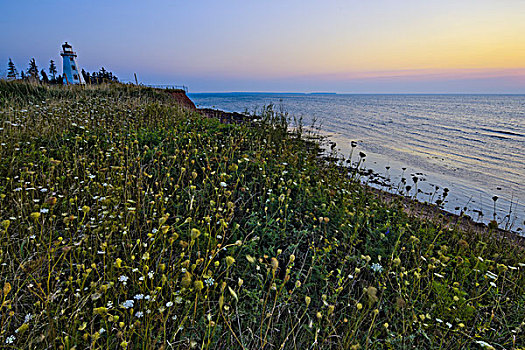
1,0 -> 524,93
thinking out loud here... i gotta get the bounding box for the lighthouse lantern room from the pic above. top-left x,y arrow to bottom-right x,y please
60,42 -> 84,85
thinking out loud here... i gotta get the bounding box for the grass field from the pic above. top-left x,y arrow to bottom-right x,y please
1,81 -> 524,349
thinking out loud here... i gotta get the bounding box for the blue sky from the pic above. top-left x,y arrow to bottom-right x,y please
1,0 -> 524,93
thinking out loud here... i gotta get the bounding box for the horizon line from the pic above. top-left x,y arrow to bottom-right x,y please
187,91 -> 525,95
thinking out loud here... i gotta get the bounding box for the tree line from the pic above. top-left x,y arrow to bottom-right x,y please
6,58 -> 119,84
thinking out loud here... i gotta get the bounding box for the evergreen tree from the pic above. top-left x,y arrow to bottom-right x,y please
81,69 -> 88,84
49,60 -> 57,80
7,58 -> 17,79
20,70 -> 26,80
27,58 -> 39,79
41,69 -> 49,84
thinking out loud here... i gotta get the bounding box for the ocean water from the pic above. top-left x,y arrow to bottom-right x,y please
189,93 -> 525,233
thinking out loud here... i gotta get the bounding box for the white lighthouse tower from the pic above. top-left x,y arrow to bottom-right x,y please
60,42 -> 84,85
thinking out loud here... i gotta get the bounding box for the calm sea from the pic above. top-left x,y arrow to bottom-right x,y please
189,93 -> 525,233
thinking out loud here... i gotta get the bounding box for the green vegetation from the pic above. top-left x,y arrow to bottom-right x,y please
0,81 -> 524,349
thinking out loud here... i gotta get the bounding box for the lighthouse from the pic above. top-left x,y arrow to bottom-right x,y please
60,42 -> 84,85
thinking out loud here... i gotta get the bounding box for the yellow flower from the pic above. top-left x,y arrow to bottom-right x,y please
3,282 -> 12,295
194,280 -> 204,292
1,220 -> 10,229
190,228 -> 201,240
93,307 -> 108,316
328,305 -> 335,315
393,257 -> 401,266
226,256 -> 235,267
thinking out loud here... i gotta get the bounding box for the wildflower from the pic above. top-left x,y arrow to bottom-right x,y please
485,271 -> 498,280
135,311 -> 144,318
220,182 -> 227,188
370,263 -> 383,273
190,228 -> 201,240
40,188 -> 48,192
194,280 -> 204,292
270,257 -> 279,271
305,296 -> 311,307
134,294 -> 144,300
226,256 -> 235,267
40,208 -> 49,214
121,300 -> 134,309
205,278 -> 215,287
119,275 -> 129,283
24,314 -> 33,323
5,335 -> 15,344
148,271 -> 154,279
99,328 -> 105,334
475,341 -> 495,349
166,301 -> 173,307
93,305 -> 108,315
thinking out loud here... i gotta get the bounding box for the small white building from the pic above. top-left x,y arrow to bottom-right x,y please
60,42 -> 84,85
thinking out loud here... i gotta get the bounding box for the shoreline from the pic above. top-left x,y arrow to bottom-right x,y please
193,105 -> 524,241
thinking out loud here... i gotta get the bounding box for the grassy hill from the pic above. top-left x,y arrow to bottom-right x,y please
0,81 -> 524,349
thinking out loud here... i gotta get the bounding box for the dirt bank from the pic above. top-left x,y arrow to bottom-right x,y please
165,89 -> 197,110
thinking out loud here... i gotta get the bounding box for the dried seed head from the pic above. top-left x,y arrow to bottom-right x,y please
271,257 -> 279,271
